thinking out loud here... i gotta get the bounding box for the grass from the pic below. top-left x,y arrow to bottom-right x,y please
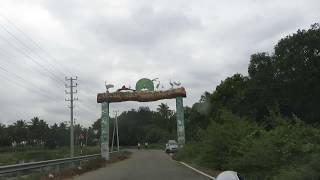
147,143 -> 165,150
0,146 -> 100,166
14,151 -> 132,180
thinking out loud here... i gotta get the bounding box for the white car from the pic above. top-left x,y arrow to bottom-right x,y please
165,140 -> 178,153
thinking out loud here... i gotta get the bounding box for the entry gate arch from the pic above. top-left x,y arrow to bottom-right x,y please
97,78 -> 186,160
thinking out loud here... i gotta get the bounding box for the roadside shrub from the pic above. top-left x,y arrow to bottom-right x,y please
174,143 -> 202,163
176,111 -> 259,169
176,111 -> 320,179
198,111 -> 259,169
227,115 -> 320,178
274,154 -> 320,180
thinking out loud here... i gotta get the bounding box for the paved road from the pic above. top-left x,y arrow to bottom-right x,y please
73,149 -> 210,180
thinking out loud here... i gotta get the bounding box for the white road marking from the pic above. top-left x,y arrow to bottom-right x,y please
179,161 -> 216,180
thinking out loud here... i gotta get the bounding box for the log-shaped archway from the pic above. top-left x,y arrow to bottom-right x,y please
97,82 -> 186,160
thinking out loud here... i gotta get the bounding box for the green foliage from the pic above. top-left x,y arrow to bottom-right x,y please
177,111 -> 260,168
177,111 -> 320,179
199,111 -> 259,169
116,105 -> 176,146
274,155 -> 320,180
198,24 -> 320,123
28,117 -> 49,146
177,24 -> 320,178
1,101 -> 178,155
0,146 -> 100,165
0,123 -> 10,146
174,142 -> 202,162
209,74 -> 249,116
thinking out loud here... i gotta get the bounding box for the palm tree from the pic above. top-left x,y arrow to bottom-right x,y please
156,103 -> 174,132
10,120 -> 28,145
28,117 -> 49,146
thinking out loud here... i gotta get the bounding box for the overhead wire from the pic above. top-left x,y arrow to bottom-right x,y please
0,14 -> 101,96
0,33 -> 64,84
0,14 -> 72,76
0,65 -> 61,102
0,47 -> 54,81
0,64 -> 98,119
0,14 -> 99,118
0,14 -> 100,104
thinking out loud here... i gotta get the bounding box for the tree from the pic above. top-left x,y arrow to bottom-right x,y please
206,24 -> 320,124
208,74 -> 249,118
55,122 -> 69,147
9,120 -> 29,144
199,91 -> 211,103
273,23 -> 320,123
156,103 -> 175,133
92,118 -> 101,140
246,53 -> 279,120
46,123 -> 59,149
0,123 -> 10,146
28,117 -> 49,146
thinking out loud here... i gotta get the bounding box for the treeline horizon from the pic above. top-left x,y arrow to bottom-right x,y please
0,102 -> 179,148
0,117 -> 98,149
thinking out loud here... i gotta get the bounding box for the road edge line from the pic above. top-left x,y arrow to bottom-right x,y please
178,161 -> 216,180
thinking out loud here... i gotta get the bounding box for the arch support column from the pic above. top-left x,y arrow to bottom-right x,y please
101,102 -> 110,160
176,97 -> 185,147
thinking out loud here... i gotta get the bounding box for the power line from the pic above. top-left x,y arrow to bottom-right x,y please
0,51 -> 97,119
76,100 -> 98,113
0,15 -> 98,94
0,14 -> 99,125
0,14 -> 72,76
0,47 -> 54,81
0,33 -> 63,84
0,64 -> 62,102
0,14 -> 102,104
75,102 -> 98,117
0,16 -> 100,104
72,94 -> 98,116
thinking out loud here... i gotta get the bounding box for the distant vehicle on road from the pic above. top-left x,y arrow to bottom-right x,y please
165,140 -> 178,153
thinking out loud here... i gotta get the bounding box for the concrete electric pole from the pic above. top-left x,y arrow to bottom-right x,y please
111,110 -> 119,152
111,116 -> 115,152
65,76 -> 78,157
116,111 -> 120,152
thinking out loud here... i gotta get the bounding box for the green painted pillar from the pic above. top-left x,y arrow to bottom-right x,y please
101,102 -> 110,160
176,97 -> 185,147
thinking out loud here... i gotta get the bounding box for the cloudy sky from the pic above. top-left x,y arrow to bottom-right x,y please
0,0 -> 319,127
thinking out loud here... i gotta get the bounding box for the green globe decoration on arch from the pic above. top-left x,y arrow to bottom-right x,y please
135,78 -> 154,91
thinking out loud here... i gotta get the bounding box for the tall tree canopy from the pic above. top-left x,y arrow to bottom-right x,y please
199,24 -> 320,124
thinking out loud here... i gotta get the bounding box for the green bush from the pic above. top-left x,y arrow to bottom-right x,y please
175,111 -> 259,168
228,116 -> 320,178
274,154 -> 320,180
198,111 -> 260,169
175,111 -> 320,179
174,143 -> 202,163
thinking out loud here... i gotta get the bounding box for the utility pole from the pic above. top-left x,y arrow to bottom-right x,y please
115,110 -> 120,152
111,118 -> 115,152
111,110 -> 119,152
65,76 -> 78,157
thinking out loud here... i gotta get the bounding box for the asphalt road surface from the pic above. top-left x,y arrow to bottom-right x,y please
73,149 -> 210,180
